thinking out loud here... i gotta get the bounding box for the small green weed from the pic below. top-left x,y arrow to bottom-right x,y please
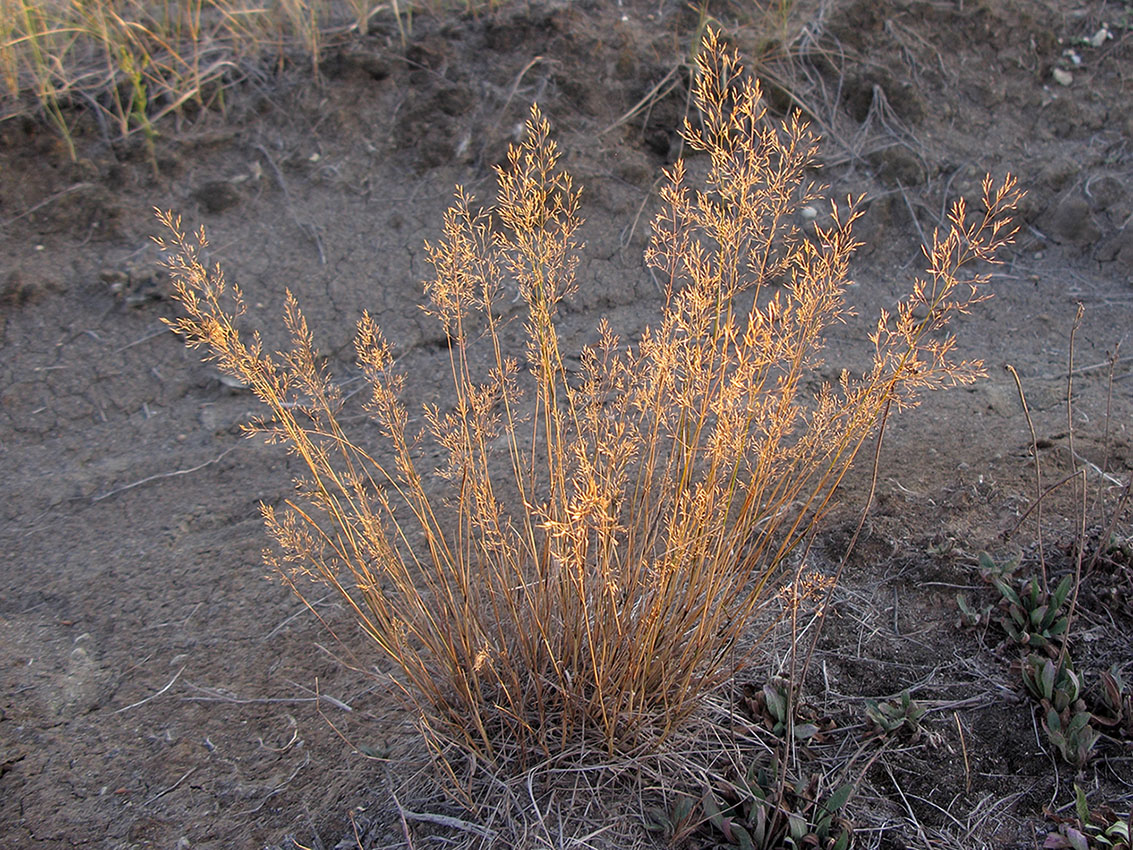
1045,785 -> 1131,850
864,689 -> 928,742
644,795 -> 700,845
956,591 -> 992,628
668,756 -> 853,850
955,551 -> 1021,628
742,678 -> 827,743
970,554 -> 1103,767
704,764 -> 853,850
1022,655 -> 1101,769
978,550 -> 1022,582
995,572 -> 1073,656
1093,666 -> 1133,740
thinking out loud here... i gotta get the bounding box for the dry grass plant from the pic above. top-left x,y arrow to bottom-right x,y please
0,0 -> 498,155
2,0 -> 322,155
160,30 -> 1020,782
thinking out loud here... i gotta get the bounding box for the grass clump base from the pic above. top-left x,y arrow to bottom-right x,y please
160,27 -> 1020,811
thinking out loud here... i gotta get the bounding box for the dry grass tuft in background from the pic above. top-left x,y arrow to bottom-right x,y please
0,0 -> 498,156
159,30 -> 1020,780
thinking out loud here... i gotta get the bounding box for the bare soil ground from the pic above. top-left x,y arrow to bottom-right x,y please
1,1 -> 1130,847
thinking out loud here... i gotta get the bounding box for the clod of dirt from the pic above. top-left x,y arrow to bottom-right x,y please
395,82 -> 477,170
319,49 -> 391,82
100,264 -> 171,307
612,146 -> 654,187
1043,97 -> 1107,140
867,145 -> 927,187
851,193 -> 915,255
1095,228 -> 1133,277
1042,193 -> 1102,249
1039,158 -> 1080,194
192,180 -> 243,214
25,183 -> 123,239
1087,175 -> 1127,213
0,740 -> 24,781
1,267 -> 65,305
55,636 -> 114,719
482,6 -> 564,53
841,68 -> 926,125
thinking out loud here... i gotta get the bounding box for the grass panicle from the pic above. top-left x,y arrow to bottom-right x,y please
159,30 -> 1021,772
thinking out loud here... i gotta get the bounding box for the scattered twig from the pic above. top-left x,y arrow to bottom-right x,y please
1057,446 -> 1127,488
1004,469 -> 1087,539
235,752 -> 310,816
264,593 -> 334,640
0,182 -> 97,228
253,143 -> 326,264
1086,474 -> 1132,575
599,64 -> 681,136
799,399 -> 892,689
1007,363 -> 1047,588
526,767 -> 553,847
496,55 -> 545,131
183,681 -> 352,712
1100,343 -> 1121,485
896,179 -> 928,247
116,325 -> 172,353
618,185 -> 655,250
954,711 -> 971,794
885,762 -> 933,847
144,767 -> 197,806
1057,306 -> 1087,673
395,805 -> 499,841
91,446 -> 239,502
387,768 -> 418,850
257,719 -> 300,754
1027,355 -> 1133,382
348,809 -> 374,850
116,665 -> 186,713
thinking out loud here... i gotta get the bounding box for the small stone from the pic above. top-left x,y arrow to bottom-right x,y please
217,374 -> 250,393
118,265 -> 171,307
1052,67 -> 1074,87
1086,27 -> 1110,48
800,205 -> 819,221
99,269 -> 128,296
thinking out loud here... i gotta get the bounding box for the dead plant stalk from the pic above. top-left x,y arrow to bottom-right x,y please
159,31 -> 1021,771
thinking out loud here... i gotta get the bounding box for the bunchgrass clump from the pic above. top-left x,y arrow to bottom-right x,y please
159,31 -> 1021,773
0,0 -> 387,155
